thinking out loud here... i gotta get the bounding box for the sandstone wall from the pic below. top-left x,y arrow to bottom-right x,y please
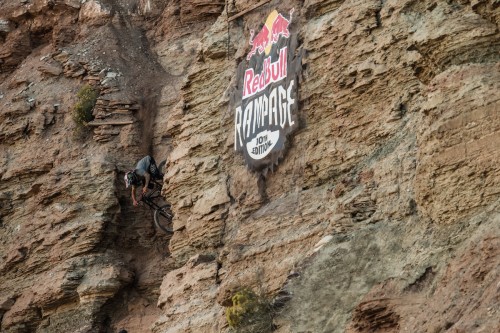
0,1 -> 175,332
0,0 -> 498,332
156,0 -> 499,332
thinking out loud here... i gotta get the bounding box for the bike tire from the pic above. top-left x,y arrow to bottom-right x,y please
154,205 -> 174,234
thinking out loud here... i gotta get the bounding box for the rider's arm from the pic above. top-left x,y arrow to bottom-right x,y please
143,172 -> 151,194
131,185 -> 139,206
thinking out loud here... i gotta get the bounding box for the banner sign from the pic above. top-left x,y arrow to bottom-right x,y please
231,8 -> 301,172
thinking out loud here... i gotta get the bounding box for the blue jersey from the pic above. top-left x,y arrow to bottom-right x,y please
135,156 -> 153,177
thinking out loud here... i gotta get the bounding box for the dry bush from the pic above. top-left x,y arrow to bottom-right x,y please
72,85 -> 98,128
226,288 -> 274,333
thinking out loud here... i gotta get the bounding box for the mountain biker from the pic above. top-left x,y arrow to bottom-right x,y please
124,155 -> 164,206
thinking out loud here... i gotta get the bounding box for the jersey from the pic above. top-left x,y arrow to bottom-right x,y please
135,155 -> 153,177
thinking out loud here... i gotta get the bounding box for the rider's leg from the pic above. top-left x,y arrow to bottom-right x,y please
149,161 -> 160,179
157,160 -> 166,178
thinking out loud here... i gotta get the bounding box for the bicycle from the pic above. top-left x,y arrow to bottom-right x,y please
140,179 -> 174,234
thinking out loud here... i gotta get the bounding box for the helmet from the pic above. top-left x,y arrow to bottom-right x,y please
124,171 -> 137,188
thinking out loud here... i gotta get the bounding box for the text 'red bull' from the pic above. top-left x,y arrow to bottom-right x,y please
246,9 -> 293,60
243,47 -> 288,99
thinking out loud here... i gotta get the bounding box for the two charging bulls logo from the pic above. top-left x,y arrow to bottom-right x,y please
232,8 -> 300,172
247,9 -> 294,60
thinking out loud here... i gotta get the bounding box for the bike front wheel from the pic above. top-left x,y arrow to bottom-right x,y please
154,205 -> 174,234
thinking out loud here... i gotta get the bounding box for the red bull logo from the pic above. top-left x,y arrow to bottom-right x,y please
247,25 -> 270,60
243,47 -> 288,99
247,8 -> 294,60
232,8 -> 299,172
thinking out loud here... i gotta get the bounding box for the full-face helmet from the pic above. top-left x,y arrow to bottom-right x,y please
124,171 -> 137,188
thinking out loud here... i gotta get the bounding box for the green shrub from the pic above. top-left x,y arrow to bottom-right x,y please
226,288 -> 273,333
73,85 -> 98,127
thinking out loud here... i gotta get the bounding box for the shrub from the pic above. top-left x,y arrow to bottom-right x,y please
226,288 -> 274,333
73,85 -> 98,127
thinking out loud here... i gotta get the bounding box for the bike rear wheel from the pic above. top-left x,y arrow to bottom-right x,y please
154,204 -> 173,234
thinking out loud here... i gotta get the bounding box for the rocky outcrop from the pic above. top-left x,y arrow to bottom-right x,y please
0,1 -> 172,332
0,0 -> 81,75
416,64 -> 499,225
156,0 -> 499,332
0,144 -> 125,332
156,254 -> 222,333
0,0 -> 499,332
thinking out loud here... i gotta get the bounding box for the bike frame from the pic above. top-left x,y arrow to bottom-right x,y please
139,178 -> 174,234
141,179 -> 170,211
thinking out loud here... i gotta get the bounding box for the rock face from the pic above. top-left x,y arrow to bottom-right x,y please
0,0 -> 499,333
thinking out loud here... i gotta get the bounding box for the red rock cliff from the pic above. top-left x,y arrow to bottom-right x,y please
0,0 -> 498,332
